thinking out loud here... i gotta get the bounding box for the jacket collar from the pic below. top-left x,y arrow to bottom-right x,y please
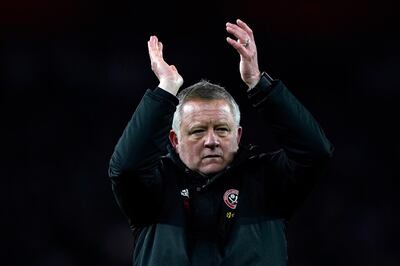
165,143 -> 259,189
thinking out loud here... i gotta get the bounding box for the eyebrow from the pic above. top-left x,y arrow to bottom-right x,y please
188,121 -> 230,129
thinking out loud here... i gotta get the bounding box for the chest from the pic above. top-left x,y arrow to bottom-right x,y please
158,162 -> 269,229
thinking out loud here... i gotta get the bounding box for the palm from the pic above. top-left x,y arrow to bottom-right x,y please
148,35 -> 183,94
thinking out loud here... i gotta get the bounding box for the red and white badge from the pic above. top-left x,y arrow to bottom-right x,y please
223,189 -> 239,209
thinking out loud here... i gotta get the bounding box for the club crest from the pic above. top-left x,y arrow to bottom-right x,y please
223,189 -> 239,209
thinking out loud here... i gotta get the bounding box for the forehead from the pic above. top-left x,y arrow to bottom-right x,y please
182,99 -> 231,112
180,99 -> 234,123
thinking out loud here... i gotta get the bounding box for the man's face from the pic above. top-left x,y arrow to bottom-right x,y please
169,99 -> 242,175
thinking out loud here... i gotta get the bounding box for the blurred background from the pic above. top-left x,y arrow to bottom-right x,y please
2,0 -> 399,265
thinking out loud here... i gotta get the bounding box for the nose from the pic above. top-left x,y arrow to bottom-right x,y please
204,130 -> 220,149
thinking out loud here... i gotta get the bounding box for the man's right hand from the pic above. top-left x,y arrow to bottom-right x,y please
148,35 -> 183,96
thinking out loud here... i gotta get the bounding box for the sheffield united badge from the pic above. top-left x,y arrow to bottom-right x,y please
223,189 -> 239,209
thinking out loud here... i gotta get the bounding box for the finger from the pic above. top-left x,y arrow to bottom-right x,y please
148,39 -> 155,60
153,35 -> 158,45
148,37 -> 157,62
236,19 -> 254,39
226,36 -> 249,57
150,36 -> 163,60
149,36 -> 157,51
154,37 -> 159,56
226,23 -> 248,44
159,41 -> 163,58
150,35 -> 156,50
148,36 -> 163,69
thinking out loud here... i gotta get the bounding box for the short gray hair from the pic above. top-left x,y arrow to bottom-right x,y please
172,80 -> 241,134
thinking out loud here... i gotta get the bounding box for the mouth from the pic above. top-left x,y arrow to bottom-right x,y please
202,155 -> 222,159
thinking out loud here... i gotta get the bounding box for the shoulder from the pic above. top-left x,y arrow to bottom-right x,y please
238,144 -> 283,163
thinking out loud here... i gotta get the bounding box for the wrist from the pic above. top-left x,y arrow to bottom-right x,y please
247,71 -> 261,90
158,79 -> 182,96
247,71 -> 273,91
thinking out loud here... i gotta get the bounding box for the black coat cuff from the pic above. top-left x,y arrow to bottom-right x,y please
247,72 -> 279,108
152,87 -> 179,105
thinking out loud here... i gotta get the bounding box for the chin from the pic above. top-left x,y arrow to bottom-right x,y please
200,164 -> 226,175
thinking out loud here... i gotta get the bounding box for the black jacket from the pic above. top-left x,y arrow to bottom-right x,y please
108,77 -> 334,266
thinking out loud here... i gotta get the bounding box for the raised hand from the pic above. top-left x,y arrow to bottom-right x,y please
148,35 -> 183,95
226,19 -> 261,89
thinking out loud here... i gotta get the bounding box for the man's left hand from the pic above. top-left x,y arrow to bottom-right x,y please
226,19 -> 261,89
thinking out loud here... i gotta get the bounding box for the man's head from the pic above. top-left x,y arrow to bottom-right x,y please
169,80 -> 242,175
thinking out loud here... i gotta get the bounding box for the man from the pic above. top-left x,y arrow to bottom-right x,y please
108,19 -> 333,266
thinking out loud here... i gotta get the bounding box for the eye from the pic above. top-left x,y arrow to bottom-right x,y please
216,127 -> 229,132
190,129 -> 205,135
216,127 -> 230,136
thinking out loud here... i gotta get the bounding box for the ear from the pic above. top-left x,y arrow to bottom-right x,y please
236,126 -> 243,145
169,130 -> 179,151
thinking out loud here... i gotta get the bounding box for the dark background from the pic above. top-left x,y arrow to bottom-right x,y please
2,0 -> 399,265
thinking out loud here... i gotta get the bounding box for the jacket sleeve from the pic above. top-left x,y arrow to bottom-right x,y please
108,88 -> 178,226
248,76 -> 334,219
